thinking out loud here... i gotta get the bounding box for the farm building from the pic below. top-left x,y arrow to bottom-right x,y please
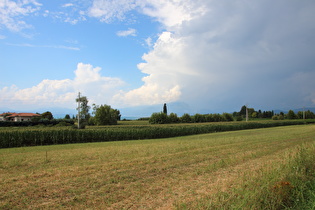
0,113 -> 40,122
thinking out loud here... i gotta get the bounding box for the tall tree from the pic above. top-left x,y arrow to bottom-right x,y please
239,105 -> 247,116
286,110 -> 297,119
163,103 -> 167,115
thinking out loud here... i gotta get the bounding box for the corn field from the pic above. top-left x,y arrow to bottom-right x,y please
0,120 -> 313,148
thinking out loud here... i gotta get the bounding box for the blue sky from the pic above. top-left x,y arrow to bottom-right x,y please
1,0 -> 315,116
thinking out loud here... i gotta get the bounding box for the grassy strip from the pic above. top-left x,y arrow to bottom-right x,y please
0,125 -> 315,209
0,120 -> 314,148
284,146 -> 315,209
183,143 -> 315,209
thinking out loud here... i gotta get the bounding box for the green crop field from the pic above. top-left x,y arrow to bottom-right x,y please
1,124 -> 315,209
1,120 -> 313,148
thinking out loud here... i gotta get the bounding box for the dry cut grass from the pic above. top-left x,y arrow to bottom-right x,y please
1,124 -> 315,209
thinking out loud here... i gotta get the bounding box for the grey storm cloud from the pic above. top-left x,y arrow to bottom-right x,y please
124,0 -> 315,112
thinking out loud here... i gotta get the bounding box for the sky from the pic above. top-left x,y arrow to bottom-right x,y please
1,0 -> 315,117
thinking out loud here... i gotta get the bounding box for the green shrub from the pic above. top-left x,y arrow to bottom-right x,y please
55,122 -> 69,127
192,114 -> 206,123
168,113 -> 179,123
223,113 -> 234,121
236,116 -> 243,121
180,113 -> 192,123
205,114 -> 215,122
149,112 -> 168,124
286,110 -> 297,119
212,114 -> 224,122
273,115 -> 284,120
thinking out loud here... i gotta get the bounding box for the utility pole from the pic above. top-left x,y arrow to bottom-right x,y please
77,92 -> 81,129
246,104 -> 249,122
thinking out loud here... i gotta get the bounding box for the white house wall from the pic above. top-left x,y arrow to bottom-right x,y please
14,117 -> 33,122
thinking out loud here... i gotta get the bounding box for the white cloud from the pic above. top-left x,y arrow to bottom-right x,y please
45,3 -> 87,25
88,0 -> 137,23
145,37 -> 152,47
0,63 -> 125,109
62,3 -> 74,8
0,0 -> 41,32
139,0 -> 205,29
43,10 -> 49,17
88,0 -> 205,28
6,43 -> 80,50
116,28 -> 137,37
112,31 -> 188,107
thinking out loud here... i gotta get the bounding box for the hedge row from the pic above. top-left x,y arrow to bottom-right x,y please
1,120 -> 314,148
149,112 -> 235,124
0,119 -> 75,127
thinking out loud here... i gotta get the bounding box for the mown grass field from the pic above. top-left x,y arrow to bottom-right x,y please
1,124 -> 315,209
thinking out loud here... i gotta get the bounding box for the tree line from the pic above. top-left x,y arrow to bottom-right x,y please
235,105 -> 315,120
149,112 -> 235,124
234,105 -> 275,119
4,94 -> 314,128
149,104 -> 315,124
149,103 -> 235,124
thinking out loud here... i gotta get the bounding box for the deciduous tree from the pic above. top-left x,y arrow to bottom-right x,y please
92,104 -> 120,125
41,111 -> 53,120
286,110 -> 297,119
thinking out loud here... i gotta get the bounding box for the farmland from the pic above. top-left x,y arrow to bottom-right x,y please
1,120 -> 314,148
1,124 -> 315,209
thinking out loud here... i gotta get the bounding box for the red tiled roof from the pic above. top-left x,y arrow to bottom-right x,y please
0,112 -> 14,116
0,113 -> 40,117
13,113 -> 40,117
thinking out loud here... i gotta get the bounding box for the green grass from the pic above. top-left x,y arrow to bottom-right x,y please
0,124 -> 315,209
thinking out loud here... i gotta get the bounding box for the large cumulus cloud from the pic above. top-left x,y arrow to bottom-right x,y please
112,0 -> 315,111
0,63 -> 124,109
